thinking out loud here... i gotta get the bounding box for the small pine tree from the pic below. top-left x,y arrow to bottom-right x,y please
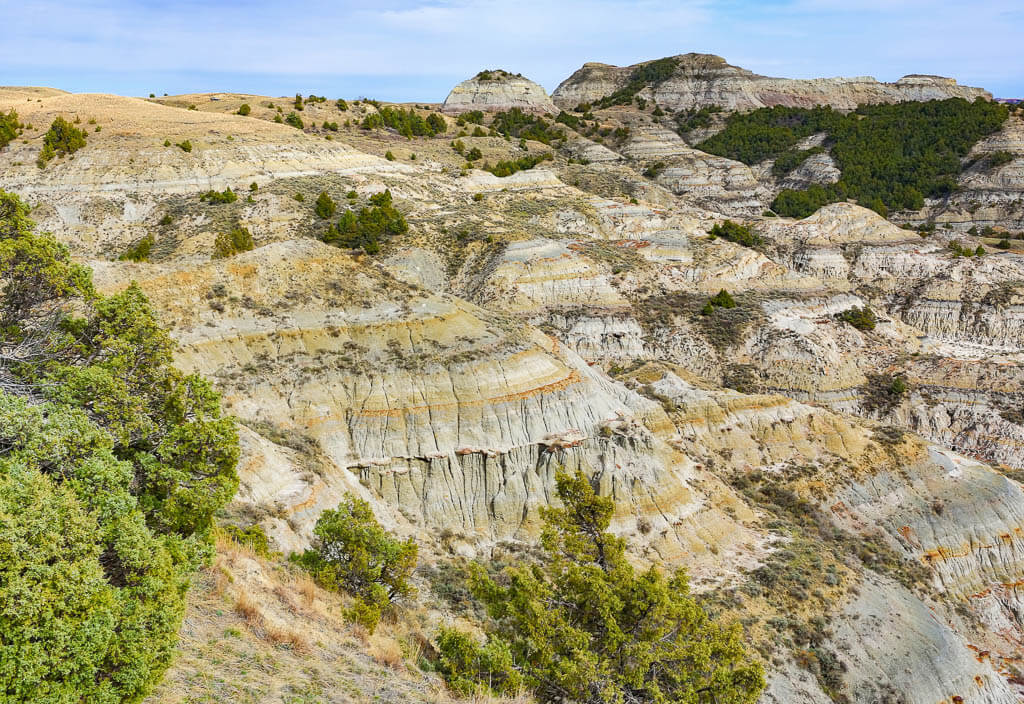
237,104 -> 251,116
295,495 -> 417,632
709,289 -> 737,309
315,191 -> 336,219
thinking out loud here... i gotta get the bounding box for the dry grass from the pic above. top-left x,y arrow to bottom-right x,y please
264,622 -> 311,652
234,589 -> 262,627
367,633 -> 405,670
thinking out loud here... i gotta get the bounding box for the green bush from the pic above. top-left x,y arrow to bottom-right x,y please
199,187 -> 237,204
118,233 -> 155,262
385,150 -> 395,161
284,112 -> 304,129
320,188 -> 407,255
455,110 -> 484,126
451,139 -> 465,155
43,115 -> 87,158
212,226 -> 254,258
315,191 -> 336,218
176,139 -> 192,152
436,469 -> 764,703
710,220 -> 763,248
483,152 -> 552,177
0,190 -> 238,703
709,289 -> 737,309
997,238 -> 1012,249
336,98 -> 349,111
0,109 -> 18,150
237,103 -> 251,116
465,146 -> 482,161
837,306 -> 877,331
294,495 -> 417,632
293,93 -> 304,111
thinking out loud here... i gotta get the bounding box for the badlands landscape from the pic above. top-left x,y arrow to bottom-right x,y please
4,52 -> 1024,704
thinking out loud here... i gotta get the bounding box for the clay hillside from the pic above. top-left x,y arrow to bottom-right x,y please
3,50 -> 1024,704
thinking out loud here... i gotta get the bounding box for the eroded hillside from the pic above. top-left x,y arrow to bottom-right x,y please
4,67 -> 1024,703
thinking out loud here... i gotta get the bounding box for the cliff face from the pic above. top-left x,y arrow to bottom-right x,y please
552,53 -> 992,110
442,69 -> 557,114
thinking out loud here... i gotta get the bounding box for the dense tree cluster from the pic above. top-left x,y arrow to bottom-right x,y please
320,189 -> 407,254
0,190 -> 238,702
372,106 -> 447,138
483,152 -> 553,177
436,469 -> 764,704
697,98 -> 1009,218
594,57 -> 679,109
294,494 -> 417,632
490,108 -> 564,145
710,220 -> 763,248
455,110 -> 485,126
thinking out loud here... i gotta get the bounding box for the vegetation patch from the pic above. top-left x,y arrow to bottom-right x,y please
710,219 -> 763,248
0,190 -> 238,703
320,188 -> 408,254
213,225 -> 254,258
698,99 -> 1009,217
294,494 -> 417,633
836,306 -> 877,331
482,151 -> 553,177
434,469 -> 764,703
594,57 -> 679,109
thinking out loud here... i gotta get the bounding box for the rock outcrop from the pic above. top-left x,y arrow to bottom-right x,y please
552,53 -> 991,111
442,69 -> 557,114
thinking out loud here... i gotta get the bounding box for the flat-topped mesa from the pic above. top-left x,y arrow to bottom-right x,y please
442,69 -> 557,114
551,52 -> 992,111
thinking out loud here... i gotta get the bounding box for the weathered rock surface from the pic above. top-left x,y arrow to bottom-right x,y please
442,69 -> 557,114
552,53 -> 992,111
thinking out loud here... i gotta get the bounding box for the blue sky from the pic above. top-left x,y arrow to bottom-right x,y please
2,0 -> 1022,100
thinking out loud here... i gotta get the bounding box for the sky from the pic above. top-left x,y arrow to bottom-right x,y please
1,0 -> 1022,101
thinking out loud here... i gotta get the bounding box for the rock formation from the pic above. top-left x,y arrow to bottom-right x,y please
552,53 -> 991,111
442,69 -> 557,114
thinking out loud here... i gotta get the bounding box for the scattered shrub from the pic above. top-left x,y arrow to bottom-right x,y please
37,116 -> 87,167
294,494 -> 417,633
315,191 -> 336,219
835,306 -> 875,331
177,139 -> 193,152
385,150 -> 395,161
0,110 -> 18,150
284,112 -> 304,129
212,225 -> 254,258
118,233 -> 155,262
199,187 -> 238,205
237,103 -> 251,116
